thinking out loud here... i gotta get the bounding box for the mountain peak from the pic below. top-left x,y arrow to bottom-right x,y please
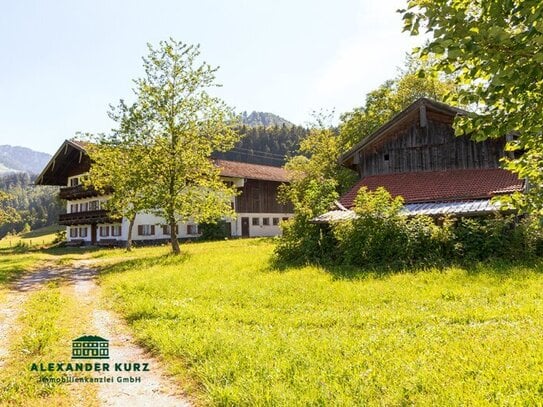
241,111 -> 294,127
0,145 -> 51,175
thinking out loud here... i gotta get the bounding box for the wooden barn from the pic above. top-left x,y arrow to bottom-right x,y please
315,98 -> 525,222
36,140 -> 294,245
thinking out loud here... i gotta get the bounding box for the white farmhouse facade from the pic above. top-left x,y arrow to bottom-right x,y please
36,140 -> 293,245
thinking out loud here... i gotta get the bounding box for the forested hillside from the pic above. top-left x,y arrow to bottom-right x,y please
214,124 -> 308,166
0,173 -> 62,237
240,111 -> 293,127
0,145 -> 51,174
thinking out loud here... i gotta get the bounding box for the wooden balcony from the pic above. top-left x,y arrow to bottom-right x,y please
59,184 -> 102,200
58,210 -> 119,226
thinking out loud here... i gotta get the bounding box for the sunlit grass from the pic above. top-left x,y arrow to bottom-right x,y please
0,284 -> 97,406
97,238 -> 543,405
0,225 -> 62,250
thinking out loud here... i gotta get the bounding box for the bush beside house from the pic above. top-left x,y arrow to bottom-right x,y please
275,188 -> 543,269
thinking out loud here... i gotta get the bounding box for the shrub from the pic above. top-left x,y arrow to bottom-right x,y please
332,188 -> 447,268
199,220 -> 231,241
274,215 -> 336,265
275,186 -> 543,268
53,229 -> 66,244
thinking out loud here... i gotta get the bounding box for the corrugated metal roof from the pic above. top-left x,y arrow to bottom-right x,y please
402,200 -> 501,216
312,210 -> 358,224
313,199 -> 503,223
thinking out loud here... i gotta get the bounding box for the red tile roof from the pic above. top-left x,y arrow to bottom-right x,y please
215,159 -> 290,182
339,168 -> 524,208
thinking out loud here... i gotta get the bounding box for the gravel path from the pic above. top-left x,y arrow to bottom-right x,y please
0,265 -> 68,368
0,261 -> 191,406
72,260 -> 191,407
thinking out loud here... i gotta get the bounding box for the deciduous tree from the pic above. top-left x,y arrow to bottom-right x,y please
402,1 -> 543,215
0,191 -> 19,226
85,102 -> 152,251
280,112 -> 355,219
133,39 -> 240,254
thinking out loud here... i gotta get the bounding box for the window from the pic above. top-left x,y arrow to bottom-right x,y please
79,202 -> 89,212
252,218 -> 260,226
69,177 -> 79,187
88,200 -> 100,211
272,217 -> 280,226
70,228 -> 78,238
99,226 -> 109,237
262,218 -> 270,226
162,225 -> 179,235
384,153 -> 390,161
111,225 -> 122,237
138,225 -> 155,236
70,204 -> 78,213
79,227 -> 88,238
187,224 -> 198,235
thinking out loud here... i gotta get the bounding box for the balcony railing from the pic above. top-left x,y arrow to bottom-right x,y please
58,210 -> 119,226
59,184 -> 103,200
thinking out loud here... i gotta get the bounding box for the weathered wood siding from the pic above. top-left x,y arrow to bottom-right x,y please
236,179 -> 293,213
357,116 -> 506,177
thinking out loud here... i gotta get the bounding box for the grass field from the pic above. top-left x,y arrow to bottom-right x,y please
0,228 -> 98,406
95,239 -> 543,406
0,225 -> 62,250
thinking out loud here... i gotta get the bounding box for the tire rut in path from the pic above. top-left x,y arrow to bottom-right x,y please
71,260 -> 191,407
0,266 -> 69,368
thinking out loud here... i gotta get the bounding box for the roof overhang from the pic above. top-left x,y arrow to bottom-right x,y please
35,139 -> 89,186
340,98 -> 467,168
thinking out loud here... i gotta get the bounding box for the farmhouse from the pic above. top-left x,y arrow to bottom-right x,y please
36,140 -> 293,245
315,98 -> 525,222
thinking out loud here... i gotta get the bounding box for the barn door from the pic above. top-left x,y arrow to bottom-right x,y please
241,217 -> 250,237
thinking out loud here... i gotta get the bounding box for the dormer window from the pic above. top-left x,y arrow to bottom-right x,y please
69,177 -> 80,187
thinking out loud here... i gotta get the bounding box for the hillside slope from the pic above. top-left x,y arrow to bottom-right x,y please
0,145 -> 51,175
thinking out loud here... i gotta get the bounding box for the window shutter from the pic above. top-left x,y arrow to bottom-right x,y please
151,225 -> 155,235
138,225 -> 143,236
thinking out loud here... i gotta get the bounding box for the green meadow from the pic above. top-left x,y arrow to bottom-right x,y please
94,239 -> 543,406
2,231 -> 543,405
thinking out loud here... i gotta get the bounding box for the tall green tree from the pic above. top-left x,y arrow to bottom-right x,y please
402,1 -> 543,215
133,39 -> 239,254
85,102 -> 152,251
0,191 -> 19,226
340,58 -> 456,150
280,112 -> 356,219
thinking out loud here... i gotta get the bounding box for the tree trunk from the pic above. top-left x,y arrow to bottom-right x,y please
170,218 -> 180,255
126,214 -> 136,252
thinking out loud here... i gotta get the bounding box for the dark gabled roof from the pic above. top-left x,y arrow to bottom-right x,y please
36,139 -> 290,186
340,98 -> 467,167
35,139 -> 90,186
215,159 -> 290,182
339,168 -> 524,208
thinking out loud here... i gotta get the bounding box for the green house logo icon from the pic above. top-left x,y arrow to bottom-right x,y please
72,335 -> 109,359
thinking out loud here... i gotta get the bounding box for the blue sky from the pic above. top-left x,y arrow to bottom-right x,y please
0,0 -> 419,154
